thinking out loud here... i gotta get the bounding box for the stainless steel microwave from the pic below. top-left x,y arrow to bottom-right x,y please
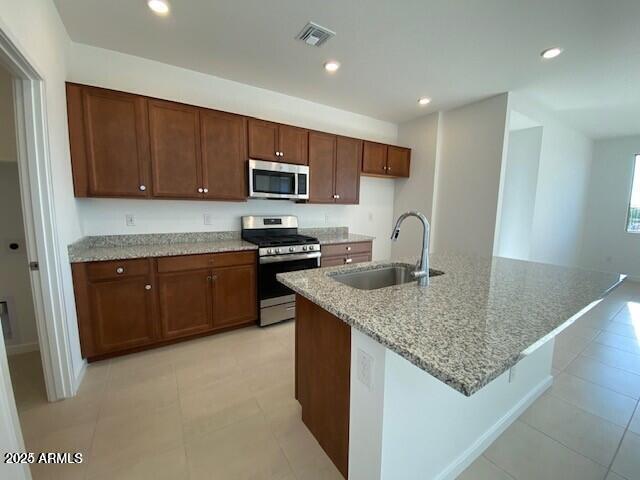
248,159 -> 309,200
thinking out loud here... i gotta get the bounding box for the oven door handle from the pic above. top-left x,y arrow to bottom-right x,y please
259,251 -> 322,264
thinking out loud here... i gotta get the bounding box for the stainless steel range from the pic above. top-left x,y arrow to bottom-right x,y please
241,215 -> 321,326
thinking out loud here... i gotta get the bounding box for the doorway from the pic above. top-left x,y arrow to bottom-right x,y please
0,64 -> 48,412
0,21 -> 79,480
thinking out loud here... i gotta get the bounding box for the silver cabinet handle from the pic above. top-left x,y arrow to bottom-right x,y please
198,187 -> 204,193
116,267 -> 124,274
203,188 -> 209,193
335,194 -> 340,199
145,284 -> 152,290
346,246 -> 352,251
139,185 -> 146,191
207,275 -> 212,281
345,258 -> 353,264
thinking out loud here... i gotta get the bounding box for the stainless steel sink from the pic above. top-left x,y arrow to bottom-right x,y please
331,264 -> 444,290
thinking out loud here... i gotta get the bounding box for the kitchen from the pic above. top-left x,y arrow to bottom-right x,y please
1,1 -> 640,480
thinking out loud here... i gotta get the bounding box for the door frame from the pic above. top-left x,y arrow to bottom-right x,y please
0,21 -> 76,405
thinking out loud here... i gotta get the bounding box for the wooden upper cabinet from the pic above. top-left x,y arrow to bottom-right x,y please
67,84 -> 151,197
248,119 -> 308,165
387,146 -> 411,178
86,270 -> 156,356
248,119 -> 279,162
362,141 -> 388,176
157,269 -> 213,339
308,132 -> 337,203
149,100 -> 202,198
201,110 -> 248,200
278,125 -> 308,165
213,265 -> 257,328
335,137 -> 362,204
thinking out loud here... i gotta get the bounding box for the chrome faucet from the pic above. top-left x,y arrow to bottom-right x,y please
390,211 -> 430,287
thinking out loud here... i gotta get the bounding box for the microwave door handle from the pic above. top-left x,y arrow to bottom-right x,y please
294,172 -> 298,198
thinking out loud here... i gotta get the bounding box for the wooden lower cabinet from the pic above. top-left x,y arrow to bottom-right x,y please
158,269 -> 213,339
296,295 -> 351,478
72,251 -> 258,360
213,264 -> 257,328
320,241 -> 372,268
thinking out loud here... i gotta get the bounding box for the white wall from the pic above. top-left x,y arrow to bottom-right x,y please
508,93 -> 593,267
496,126 -> 542,260
0,163 -> 38,353
0,68 -> 16,163
391,112 -> 440,259
0,0 -> 84,381
66,43 -> 399,260
431,94 -> 509,257
581,136 -> 640,279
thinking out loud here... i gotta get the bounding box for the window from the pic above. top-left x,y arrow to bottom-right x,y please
627,154 -> 640,233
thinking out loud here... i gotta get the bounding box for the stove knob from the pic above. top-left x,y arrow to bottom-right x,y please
267,248 -> 273,254
308,245 -> 315,251
302,246 -> 308,251
275,248 -> 281,254
289,247 -> 295,252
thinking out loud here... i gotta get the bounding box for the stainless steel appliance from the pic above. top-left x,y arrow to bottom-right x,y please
241,215 -> 320,326
248,159 -> 310,200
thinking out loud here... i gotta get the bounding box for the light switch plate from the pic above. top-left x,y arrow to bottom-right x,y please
356,348 -> 374,390
125,214 -> 135,227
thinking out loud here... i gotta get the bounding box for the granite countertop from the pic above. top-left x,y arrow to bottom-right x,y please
277,254 -> 624,396
68,228 -> 375,263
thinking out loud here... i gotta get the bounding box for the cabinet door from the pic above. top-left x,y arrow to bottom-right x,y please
308,131 -> 337,203
79,85 -> 151,197
248,119 -> 279,161
278,125 -> 308,165
88,276 -> 156,355
149,100 -> 202,198
212,265 -> 257,328
158,270 -> 213,339
362,141 -> 388,176
201,110 -> 248,200
334,137 -> 362,204
387,146 -> 411,178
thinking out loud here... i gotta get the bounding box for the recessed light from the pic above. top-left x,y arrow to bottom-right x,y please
147,0 -> 170,15
540,47 -> 563,59
324,61 -> 340,73
418,97 -> 431,106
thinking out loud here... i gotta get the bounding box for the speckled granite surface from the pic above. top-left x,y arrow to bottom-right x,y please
68,228 -> 373,263
277,254 -> 624,396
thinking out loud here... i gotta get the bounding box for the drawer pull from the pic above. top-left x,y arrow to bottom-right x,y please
139,185 -> 146,191
116,267 -> 124,274
344,258 -> 353,264
145,284 -> 152,290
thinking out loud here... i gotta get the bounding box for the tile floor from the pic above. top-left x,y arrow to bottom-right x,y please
6,280 -> 640,480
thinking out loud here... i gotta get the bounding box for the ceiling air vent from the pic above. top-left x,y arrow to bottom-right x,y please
296,22 -> 335,47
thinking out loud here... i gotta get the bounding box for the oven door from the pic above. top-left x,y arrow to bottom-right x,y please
249,159 -> 309,200
259,252 -> 321,301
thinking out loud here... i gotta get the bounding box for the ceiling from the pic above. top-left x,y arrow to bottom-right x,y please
53,0 -> 640,139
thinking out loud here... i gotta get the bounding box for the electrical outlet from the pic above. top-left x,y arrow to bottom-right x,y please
125,214 -> 135,227
356,348 -> 374,390
368,211 -> 374,222
203,213 -> 213,225
324,213 -> 330,225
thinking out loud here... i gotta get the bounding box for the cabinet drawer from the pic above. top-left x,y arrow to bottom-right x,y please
157,251 -> 256,273
86,258 -> 150,280
321,253 -> 371,268
321,241 -> 372,258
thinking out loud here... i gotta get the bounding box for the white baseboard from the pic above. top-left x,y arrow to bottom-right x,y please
5,342 -> 39,356
438,375 -> 553,480
72,360 -> 87,396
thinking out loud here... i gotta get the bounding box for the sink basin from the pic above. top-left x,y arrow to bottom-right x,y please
331,264 -> 444,290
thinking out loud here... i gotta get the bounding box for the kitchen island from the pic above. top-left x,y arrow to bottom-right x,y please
277,254 -> 624,480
